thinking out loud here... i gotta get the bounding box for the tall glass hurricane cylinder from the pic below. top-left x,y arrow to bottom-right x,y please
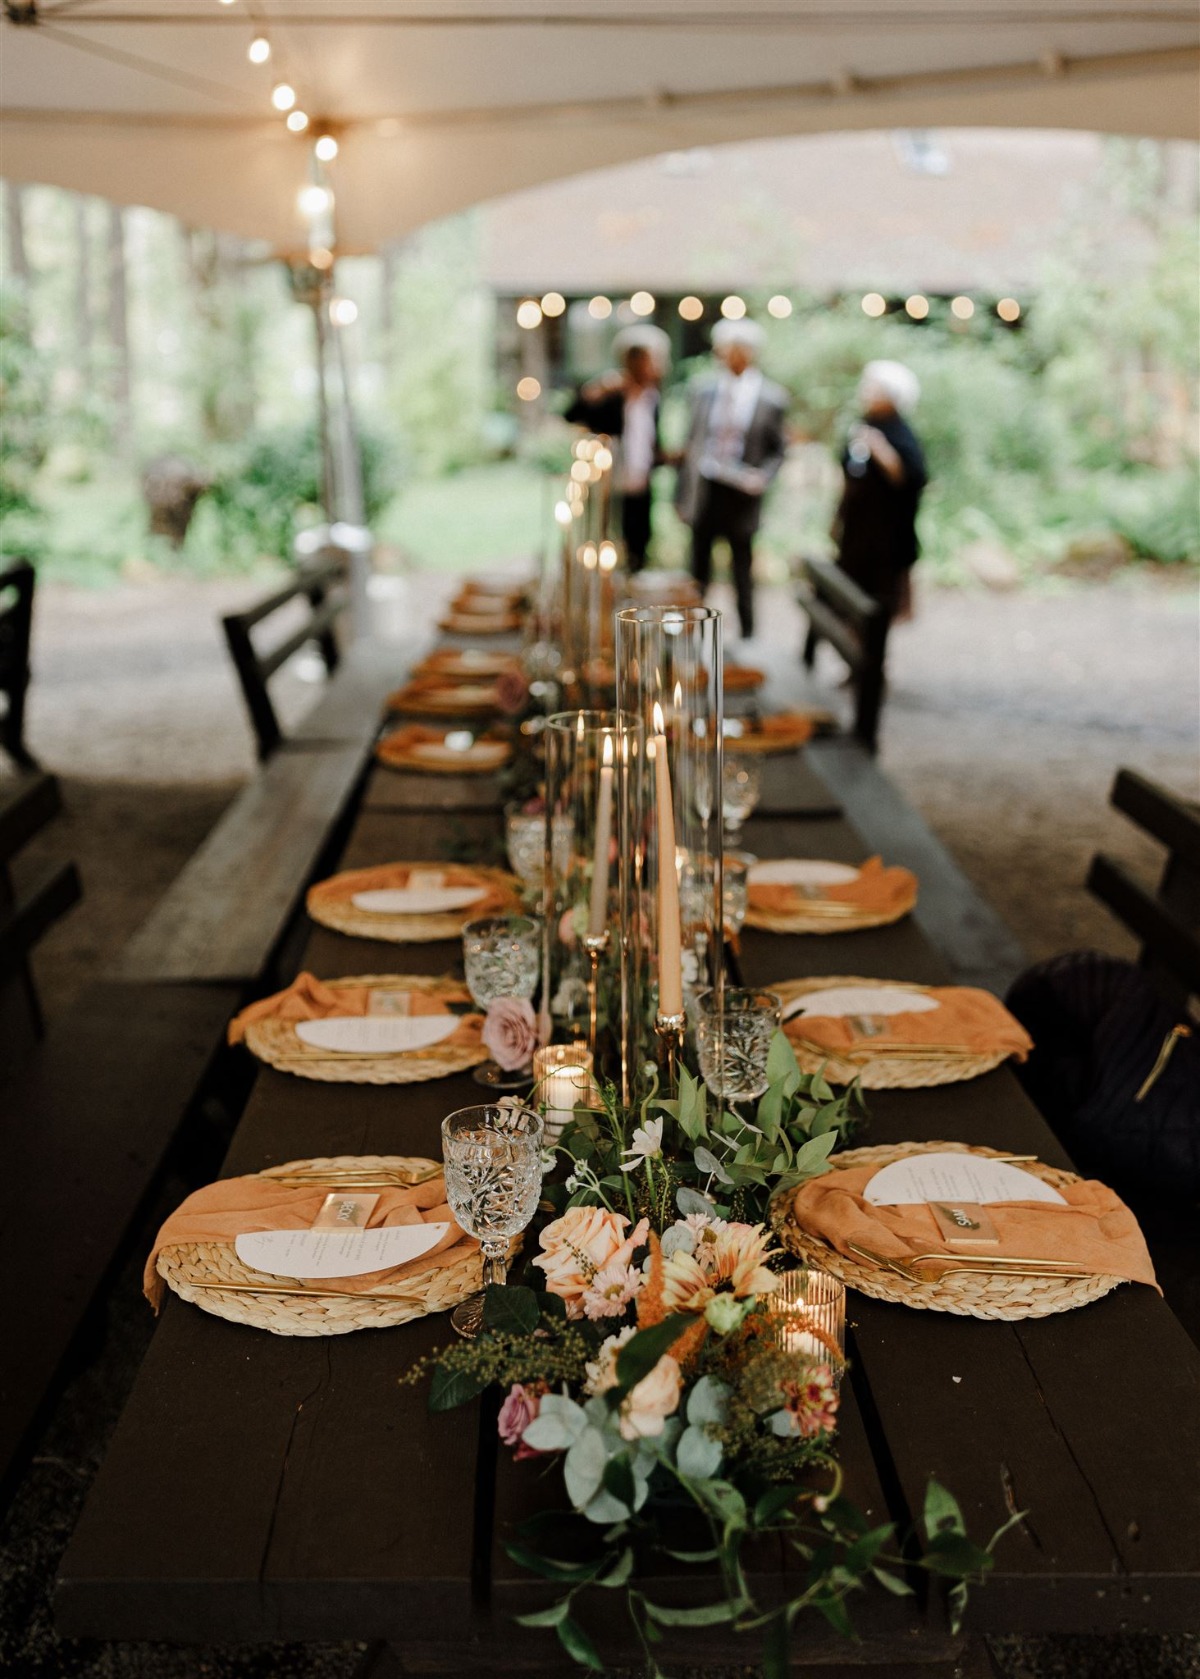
541,710 -> 633,1082
615,604 -> 724,1101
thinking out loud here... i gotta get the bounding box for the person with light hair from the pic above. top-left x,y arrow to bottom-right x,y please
674,317 -> 788,643
565,324 -> 671,572
833,358 -> 928,618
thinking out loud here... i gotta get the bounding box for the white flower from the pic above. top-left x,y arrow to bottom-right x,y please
620,1116 -> 664,1172
584,1325 -> 637,1396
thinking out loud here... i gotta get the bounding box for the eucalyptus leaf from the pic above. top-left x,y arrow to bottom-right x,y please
597,1547 -> 635,1589
564,1426 -> 608,1509
870,1566 -> 914,1597
694,1145 -> 733,1185
686,1375 -> 730,1427
582,1487 -> 635,1526
602,1454 -> 637,1511
676,1186 -> 717,1218
676,1424 -> 723,1479
766,1028 -> 801,1091
753,1485 -> 799,1527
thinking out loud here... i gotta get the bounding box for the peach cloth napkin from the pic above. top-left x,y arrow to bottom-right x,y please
781,1160 -> 1159,1289
307,861 -> 514,921
758,713 -> 816,746
750,857 -> 917,917
783,984 -> 1032,1061
144,1173 -> 476,1310
386,677 -> 501,709
227,970 -> 483,1048
376,724 -> 509,767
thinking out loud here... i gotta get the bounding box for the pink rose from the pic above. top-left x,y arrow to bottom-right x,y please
497,1381 -> 547,1459
481,997 -> 543,1072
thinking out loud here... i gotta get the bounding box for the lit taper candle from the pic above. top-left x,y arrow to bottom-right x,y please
651,701 -> 683,1018
588,732 -> 614,939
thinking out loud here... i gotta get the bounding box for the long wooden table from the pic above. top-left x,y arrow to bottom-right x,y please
55,635 -> 1200,1672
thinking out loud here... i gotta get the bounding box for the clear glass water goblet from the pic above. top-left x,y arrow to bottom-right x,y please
504,804 -> 546,890
462,913 -> 541,1088
695,986 -> 783,1107
722,754 -> 762,843
722,851 -> 754,938
441,1102 -> 544,1338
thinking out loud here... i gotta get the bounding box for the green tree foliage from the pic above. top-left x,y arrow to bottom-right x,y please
0,293 -> 51,555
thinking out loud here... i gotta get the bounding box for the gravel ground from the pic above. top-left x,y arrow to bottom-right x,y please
1,564 -> 1197,1679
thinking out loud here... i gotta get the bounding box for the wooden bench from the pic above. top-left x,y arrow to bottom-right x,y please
222,558 -> 348,760
0,770 -> 82,1080
119,640 -> 406,988
0,557 -> 38,770
1086,767 -> 1200,1009
797,556 -> 890,751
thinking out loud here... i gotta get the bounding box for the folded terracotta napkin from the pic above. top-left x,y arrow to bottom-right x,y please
389,676 -> 501,707
377,722 -> 507,760
307,861 -> 514,923
228,969 -> 483,1048
783,984 -> 1032,1061
781,1160 -> 1158,1289
750,857 -> 917,917
145,1173 -> 476,1310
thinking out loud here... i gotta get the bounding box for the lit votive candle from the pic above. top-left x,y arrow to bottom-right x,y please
532,1044 -> 596,1147
768,1269 -> 846,1385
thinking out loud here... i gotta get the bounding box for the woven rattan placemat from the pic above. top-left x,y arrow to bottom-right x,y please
771,1141 -> 1121,1320
243,974 -> 488,1083
308,865 -> 522,945
156,1154 -> 484,1335
775,976 -> 1010,1089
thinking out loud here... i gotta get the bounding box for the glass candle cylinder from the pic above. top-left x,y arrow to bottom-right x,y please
541,710 -> 631,1081
615,604 -> 724,1099
768,1268 -> 847,1385
532,1042 -> 596,1147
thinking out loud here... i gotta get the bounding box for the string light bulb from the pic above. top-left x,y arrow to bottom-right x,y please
951,295 -> 975,320
554,500 -> 573,527
720,295 -> 747,319
587,295 -> 612,320
248,36 -> 270,63
297,183 -> 333,218
286,110 -> 309,133
314,134 -> 339,162
630,290 -> 655,317
997,297 -> 1022,322
541,292 -> 566,317
271,82 -> 296,111
678,295 -> 703,321
516,376 -> 541,401
905,294 -> 930,320
329,297 -> 358,327
516,299 -> 543,330
861,292 -> 886,317
767,295 -> 793,319
598,541 -> 618,571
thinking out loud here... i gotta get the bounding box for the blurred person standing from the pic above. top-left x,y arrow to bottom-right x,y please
674,318 -> 788,645
565,325 -> 670,572
833,360 -> 928,619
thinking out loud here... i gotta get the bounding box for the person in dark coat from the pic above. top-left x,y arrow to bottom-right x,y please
833,359 -> 928,618
674,318 -> 788,644
564,326 -> 670,572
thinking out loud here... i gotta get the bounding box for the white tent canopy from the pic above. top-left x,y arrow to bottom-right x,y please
2,2 -> 1198,252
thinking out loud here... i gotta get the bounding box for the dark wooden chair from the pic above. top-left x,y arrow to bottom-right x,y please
0,558 -> 39,770
0,771 -> 82,1080
797,556 -> 890,752
222,558 -> 347,760
1086,767 -> 1200,1010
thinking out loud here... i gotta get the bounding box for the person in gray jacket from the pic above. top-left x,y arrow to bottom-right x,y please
674,318 -> 788,642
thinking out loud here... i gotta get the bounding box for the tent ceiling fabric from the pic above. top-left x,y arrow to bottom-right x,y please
2,2 -> 1197,250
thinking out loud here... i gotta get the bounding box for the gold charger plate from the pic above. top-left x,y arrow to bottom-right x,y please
243,973 -> 488,1083
156,1153 -> 484,1335
771,1141 -> 1121,1320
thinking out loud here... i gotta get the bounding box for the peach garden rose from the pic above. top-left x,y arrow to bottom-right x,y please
533,1207 -> 650,1318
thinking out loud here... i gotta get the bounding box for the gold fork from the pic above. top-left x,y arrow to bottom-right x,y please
848,1242 -> 1094,1281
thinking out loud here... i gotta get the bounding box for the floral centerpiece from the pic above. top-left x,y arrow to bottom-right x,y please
409,1037 -> 1019,1673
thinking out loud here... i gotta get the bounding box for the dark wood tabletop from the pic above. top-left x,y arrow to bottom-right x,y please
55,647 -> 1200,1668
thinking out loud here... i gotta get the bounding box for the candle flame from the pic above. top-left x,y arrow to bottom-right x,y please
674,680 -> 683,710
602,733 -> 614,766
652,701 -> 665,734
